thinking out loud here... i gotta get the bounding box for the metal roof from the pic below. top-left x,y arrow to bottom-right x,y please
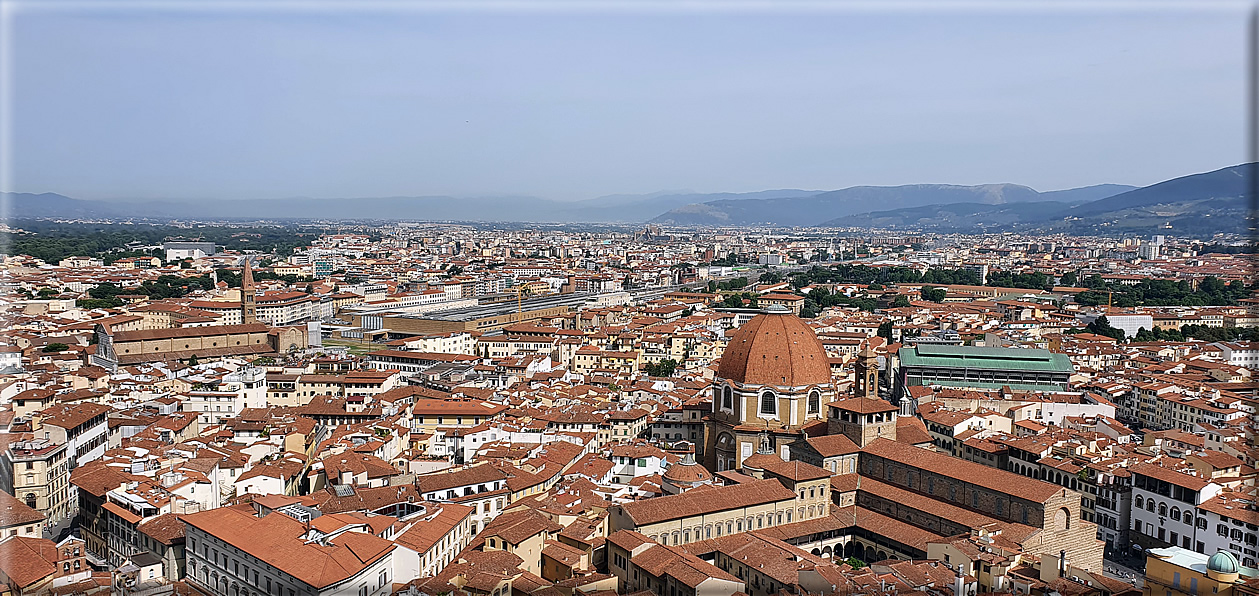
898,345 -> 1074,373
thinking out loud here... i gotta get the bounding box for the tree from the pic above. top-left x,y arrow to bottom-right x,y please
1059,271 -> 1078,287
891,295 -> 911,308
188,354 -> 199,366
867,282 -> 884,291
877,321 -> 893,341
1085,316 -> 1127,341
921,286 -> 947,303
645,359 -> 678,378
42,343 -> 69,353
800,299 -> 820,319
845,557 -> 866,569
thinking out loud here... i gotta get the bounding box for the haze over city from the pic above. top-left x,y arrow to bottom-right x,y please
0,5 -> 1256,596
5,4 -> 1251,203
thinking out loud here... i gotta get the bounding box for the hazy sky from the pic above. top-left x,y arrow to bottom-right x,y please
4,2 -> 1253,201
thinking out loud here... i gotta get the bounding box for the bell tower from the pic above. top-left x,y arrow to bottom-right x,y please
854,342 -> 879,399
241,257 -> 258,325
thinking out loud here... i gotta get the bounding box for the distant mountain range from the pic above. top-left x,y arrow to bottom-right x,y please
648,183 -> 1136,227
819,164 -> 1254,235
0,189 -> 821,223
3,164 -> 1252,235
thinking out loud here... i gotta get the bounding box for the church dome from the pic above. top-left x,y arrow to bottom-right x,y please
1207,550 -> 1240,574
662,453 -> 712,485
717,306 -> 832,387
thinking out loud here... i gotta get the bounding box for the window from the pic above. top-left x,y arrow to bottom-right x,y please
1135,495 -> 1144,508
807,391 -> 820,414
1171,507 -> 1181,522
722,387 -> 733,410
759,391 -> 776,416
1159,503 -> 1168,517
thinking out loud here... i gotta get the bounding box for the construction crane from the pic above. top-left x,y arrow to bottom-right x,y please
506,285 -> 533,313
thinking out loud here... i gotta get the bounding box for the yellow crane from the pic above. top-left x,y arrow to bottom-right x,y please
506,285 -> 533,313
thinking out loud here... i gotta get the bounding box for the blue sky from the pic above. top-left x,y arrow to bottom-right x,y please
5,3 -> 1252,201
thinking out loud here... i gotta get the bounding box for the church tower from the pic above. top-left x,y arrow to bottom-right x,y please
854,342 -> 879,399
241,257 -> 258,325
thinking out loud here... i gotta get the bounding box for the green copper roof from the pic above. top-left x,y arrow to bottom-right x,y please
898,345 -> 1074,374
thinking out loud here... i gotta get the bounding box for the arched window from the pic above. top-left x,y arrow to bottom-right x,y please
1170,507 -> 1181,521
1183,512 -> 1193,526
24,494 -> 35,509
759,391 -> 777,416
1158,503 -> 1168,517
807,391 -> 821,414
1146,500 -> 1155,512
1055,507 -> 1071,530
1135,495 -> 1144,508
722,386 -> 733,410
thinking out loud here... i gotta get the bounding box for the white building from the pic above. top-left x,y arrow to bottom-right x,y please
1215,341 -> 1259,367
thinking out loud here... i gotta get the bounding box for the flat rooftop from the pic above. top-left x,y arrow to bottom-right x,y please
397,292 -> 600,322
899,344 -> 1074,374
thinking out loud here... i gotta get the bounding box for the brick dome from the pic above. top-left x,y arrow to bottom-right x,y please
662,454 -> 713,485
717,307 -> 832,387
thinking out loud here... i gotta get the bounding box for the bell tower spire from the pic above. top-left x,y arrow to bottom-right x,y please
241,256 -> 258,324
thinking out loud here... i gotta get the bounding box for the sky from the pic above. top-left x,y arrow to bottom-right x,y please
3,2 -> 1253,202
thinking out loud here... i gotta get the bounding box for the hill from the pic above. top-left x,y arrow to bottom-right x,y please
2,189 -> 819,223
649,183 -> 1091,227
819,164 -> 1254,235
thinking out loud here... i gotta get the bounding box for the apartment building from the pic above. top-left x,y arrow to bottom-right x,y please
183,501 -> 398,596
0,440 -> 69,531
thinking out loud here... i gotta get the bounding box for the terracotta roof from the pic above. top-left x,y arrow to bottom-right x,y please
617,478 -> 795,526
112,323 -> 269,342
0,536 -> 57,589
662,458 -> 713,484
863,438 -> 1062,503
391,503 -> 474,554
137,513 -> 185,545
760,459 -> 831,481
180,504 -> 395,589
802,433 -> 860,457
717,310 -> 832,387
0,490 -> 45,527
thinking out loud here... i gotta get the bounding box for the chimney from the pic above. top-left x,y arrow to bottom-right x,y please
1059,550 -> 1067,578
